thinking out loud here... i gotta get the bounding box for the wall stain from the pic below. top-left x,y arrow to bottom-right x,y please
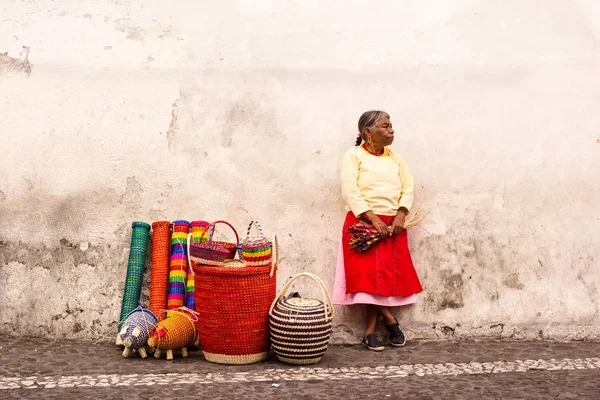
0,239 -> 110,270
48,195 -> 86,235
437,270 -> 465,310
502,272 -> 524,290
0,46 -> 32,77
116,21 -> 147,41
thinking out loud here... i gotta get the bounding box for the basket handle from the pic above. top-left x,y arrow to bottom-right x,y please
269,272 -> 334,321
207,220 -> 240,245
268,234 -> 279,278
246,220 -> 265,239
187,232 -> 194,276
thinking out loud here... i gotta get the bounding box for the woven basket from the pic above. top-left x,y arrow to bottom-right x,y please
189,220 -> 239,266
193,235 -> 279,364
149,221 -> 171,321
269,272 -> 334,365
241,221 -> 272,266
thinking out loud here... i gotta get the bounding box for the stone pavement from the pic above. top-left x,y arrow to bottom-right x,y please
1,336 -> 599,399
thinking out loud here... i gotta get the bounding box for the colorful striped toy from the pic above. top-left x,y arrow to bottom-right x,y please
166,220 -> 190,317
116,221 -> 151,345
150,221 -> 171,321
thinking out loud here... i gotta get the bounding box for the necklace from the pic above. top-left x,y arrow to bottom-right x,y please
362,144 -> 384,156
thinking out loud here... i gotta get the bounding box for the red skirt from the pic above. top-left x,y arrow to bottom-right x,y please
342,212 -> 423,297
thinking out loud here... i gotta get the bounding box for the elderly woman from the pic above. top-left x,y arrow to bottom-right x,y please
333,110 -> 423,351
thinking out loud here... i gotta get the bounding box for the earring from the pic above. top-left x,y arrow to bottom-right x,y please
367,136 -> 372,144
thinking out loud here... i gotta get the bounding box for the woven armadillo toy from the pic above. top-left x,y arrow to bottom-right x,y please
118,305 -> 158,358
147,311 -> 198,360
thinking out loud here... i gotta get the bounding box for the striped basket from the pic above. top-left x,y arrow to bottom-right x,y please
193,235 -> 278,364
269,272 -> 335,365
241,221 -> 272,266
189,220 -> 239,266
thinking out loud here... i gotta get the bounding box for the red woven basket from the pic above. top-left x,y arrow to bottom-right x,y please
193,235 -> 278,364
189,220 -> 239,266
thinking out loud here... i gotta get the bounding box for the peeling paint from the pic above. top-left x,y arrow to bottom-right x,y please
166,99 -> 179,150
0,47 -> 32,76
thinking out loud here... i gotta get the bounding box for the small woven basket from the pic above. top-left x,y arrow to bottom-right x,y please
193,235 -> 279,364
241,221 -> 272,266
189,220 -> 239,266
269,272 -> 334,365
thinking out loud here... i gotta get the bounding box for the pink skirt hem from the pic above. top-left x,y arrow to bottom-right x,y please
332,242 -> 417,307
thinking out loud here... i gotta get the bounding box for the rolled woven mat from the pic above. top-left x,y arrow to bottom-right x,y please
150,221 -> 171,321
116,221 -> 151,345
167,220 -> 190,317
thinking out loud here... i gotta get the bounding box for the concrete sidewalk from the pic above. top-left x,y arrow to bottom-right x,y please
1,336 -> 599,399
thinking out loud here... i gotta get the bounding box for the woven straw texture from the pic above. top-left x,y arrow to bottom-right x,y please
241,221 -> 272,266
269,272 -> 334,365
184,233 -> 196,311
193,261 -> 277,365
118,221 -> 151,331
149,221 -> 171,321
147,311 -> 197,351
190,220 -> 212,243
189,220 -> 239,266
118,305 -> 158,349
166,220 -> 190,317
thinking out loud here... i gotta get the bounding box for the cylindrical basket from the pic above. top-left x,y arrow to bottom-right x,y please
269,272 -> 334,365
193,235 -> 278,364
166,220 -> 190,317
117,221 -> 151,340
189,220 -> 239,266
150,221 -> 171,321
190,220 -> 212,243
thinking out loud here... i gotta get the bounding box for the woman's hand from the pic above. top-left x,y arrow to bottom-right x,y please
361,211 -> 390,237
390,208 -> 408,236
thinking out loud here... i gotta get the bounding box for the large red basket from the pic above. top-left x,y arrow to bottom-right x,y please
193,236 -> 278,364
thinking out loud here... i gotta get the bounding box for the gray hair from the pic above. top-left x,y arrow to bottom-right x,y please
356,110 -> 390,145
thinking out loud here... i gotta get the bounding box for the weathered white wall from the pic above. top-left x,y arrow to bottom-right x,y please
1,0 -> 599,343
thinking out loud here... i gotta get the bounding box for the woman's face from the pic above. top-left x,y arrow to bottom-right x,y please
366,117 -> 394,147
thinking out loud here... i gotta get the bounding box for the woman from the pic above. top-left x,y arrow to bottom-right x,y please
333,110 -> 423,351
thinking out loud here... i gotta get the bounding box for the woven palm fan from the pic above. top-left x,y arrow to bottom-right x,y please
348,204 -> 429,253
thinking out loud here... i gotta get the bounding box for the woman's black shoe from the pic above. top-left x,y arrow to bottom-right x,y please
387,318 -> 406,347
361,333 -> 385,351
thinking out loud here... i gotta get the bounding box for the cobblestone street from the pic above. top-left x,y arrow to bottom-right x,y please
1,337 -> 599,399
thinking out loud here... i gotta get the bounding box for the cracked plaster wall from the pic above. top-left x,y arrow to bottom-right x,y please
0,1 -> 599,343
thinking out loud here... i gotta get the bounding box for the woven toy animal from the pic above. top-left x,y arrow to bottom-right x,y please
118,305 -> 158,358
147,310 -> 198,360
